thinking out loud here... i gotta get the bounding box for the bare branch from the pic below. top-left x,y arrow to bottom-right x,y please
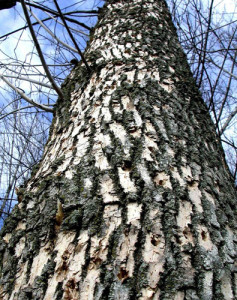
2,74 -> 52,88
20,0 -> 64,100
52,0 -> 91,72
209,58 -> 237,80
220,105 -> 237,136
0,76 -> 54,113
28,7 -> 79,54
0,106 -> 35,121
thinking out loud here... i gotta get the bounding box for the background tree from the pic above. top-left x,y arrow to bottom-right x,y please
167,0 -> 237,184
0,0 -> 236,299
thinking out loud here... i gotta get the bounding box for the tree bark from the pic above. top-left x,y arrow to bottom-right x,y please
0,0 -> 236,299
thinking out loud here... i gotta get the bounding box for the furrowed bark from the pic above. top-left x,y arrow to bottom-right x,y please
0,0 -> 236,299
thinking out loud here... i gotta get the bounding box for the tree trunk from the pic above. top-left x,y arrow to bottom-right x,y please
0,0 -> 236,299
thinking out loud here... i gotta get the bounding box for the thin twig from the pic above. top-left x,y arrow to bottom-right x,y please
28,7 -> 79,53
216,50 -> 237,125
0,76 -> 54,113
0,106 -> 35,121
20,0 -> 64,100
53,0 -> 91,72
219,105 -> 237,136
2,74 -> 52,88
209,59 -> 237,80
43,10 -> 89,37
25,1 -> 92,29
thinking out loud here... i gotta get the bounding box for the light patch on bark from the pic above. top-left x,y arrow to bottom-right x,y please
97,133 -> 111,148
61,138 -> 74,155
116,206 -> 141,281
112,99 -> 123,115
61,232 -> 90,299
44,232 -> 76,299
100,174 -> 119,203
165,146 -> 175,157
181,254 -> 195,283
143,232 -> 165,288
103,205 -> 122,226
204,191 -> 215,206
137,69 -> 149,85
142,209 -> 165,290
152,71 -> 160,81
155,120 -> 168,139
26,200 -> 35,209
176,201 -> 194,247
188,182 -> 203,213
110,123 -> 127,147
174,291 -> 185,300
16,221 -> 26,231
171,167 -> 185,186
117,229 -> 138,279
54,233 -> 76,278
2,233 -> 11,243
160,80 -> 174,93
79,269 -> 100,300
91,103 -> 102,122
15,237 -> 25,258
73,133 -> 89,165
56,157 -> 72,173
126,203 -> 142,226
84,178 -> 93,189
101,106 -> 112,122
113,282 -> 130,300
181,165 -> 192,179
177,201 -> 192,228
145,121 -> 156,135
47,138 -> 61,160
142,147 -> 154,161
144,135 -> 158,151
139,163 -> 152,186
133,110 -> 143,127
102,95 -> 111,106
92,142 -> 110,170
234,273 -> 237,298
169,66 -> 175,73
118,167 -> 137,193
153,172 -> 172,189
221,275 -> 234,300
80,206 -> 122,298
9,262 -> 28,300
65,231 -> 89,281
17,202 -> 24,210
65,169 -> 74,179
29,242 -> 52,285
125,70 -> 136,83
71,124 -> 82,138
40,160 -> 51,175
121,96 -> 132,110
152,290 -> 161,300
198,225 -> 213,250
225,226 -> 236,258
139,287 -> 156,299
202,271 -> 213,300
99,65 -> 112,81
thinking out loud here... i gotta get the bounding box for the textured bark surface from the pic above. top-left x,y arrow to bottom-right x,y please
0,0 -> 237,299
